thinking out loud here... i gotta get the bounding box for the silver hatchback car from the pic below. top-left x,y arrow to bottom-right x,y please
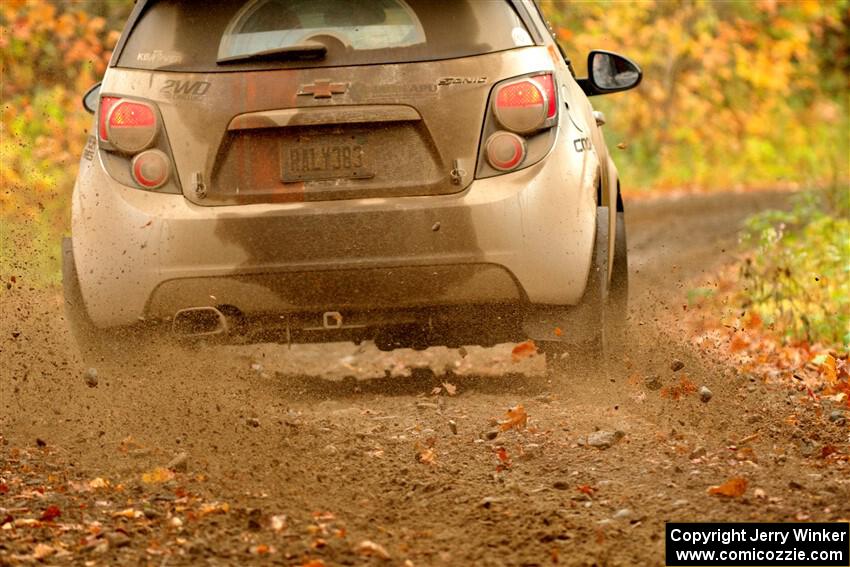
64,0 -> 641,372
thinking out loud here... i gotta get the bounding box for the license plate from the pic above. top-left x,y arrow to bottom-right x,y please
281,142 -> 374,182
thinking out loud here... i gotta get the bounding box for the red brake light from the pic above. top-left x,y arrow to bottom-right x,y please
493,74 -> 555,133
109,101 -> 155,129
98,96 -> 120,140
105,100 -> 158,153
496,80 -> 545,109
535,74 -> 557,119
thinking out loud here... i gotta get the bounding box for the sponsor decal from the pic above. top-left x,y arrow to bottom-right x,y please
573,137 -> 592,152
136,50 -> 183,65
82,135 -> 96,161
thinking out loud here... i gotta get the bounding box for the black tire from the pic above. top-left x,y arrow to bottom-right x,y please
63,238 -> 104,356
604,209 -> 629,349
63,238 -> 146,363
542,203 -> 628,378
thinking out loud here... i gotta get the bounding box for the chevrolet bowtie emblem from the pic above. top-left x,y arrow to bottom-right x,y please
297,80 -> 348,99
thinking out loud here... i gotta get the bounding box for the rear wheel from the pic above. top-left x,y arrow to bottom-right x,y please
62,238 -> 151,364
541,202 -> 628,379
605,204 -> 629,350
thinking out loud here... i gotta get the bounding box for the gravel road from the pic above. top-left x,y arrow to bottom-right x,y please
2,190 -> 848,566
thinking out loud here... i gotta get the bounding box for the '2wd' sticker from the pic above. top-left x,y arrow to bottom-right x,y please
160,80 -> 211,100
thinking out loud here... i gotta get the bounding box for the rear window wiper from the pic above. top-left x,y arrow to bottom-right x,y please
217,43 -> 327,65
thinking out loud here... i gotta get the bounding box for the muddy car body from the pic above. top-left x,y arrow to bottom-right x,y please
64,0 -> 641,363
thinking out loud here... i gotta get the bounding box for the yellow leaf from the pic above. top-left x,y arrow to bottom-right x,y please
112,508 -> 142,519
499,404 -> 528,431
88,477 -> 109,489
141,467 -> 175,484
198,502 -> 230,516
707,477 -> 748,498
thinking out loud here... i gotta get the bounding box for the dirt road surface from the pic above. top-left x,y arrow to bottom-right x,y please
2,191 -> 848,566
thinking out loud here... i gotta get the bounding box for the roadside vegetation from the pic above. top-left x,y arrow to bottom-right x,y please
541,0 -> 849,355
542,0 -> 849,192
740,188 -> 849,349
1,0 -> 127,284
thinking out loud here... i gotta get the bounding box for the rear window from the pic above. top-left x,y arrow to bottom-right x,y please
117,0 -> 535,72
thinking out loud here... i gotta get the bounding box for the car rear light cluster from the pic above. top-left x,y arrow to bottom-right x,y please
485,132 -> 526,171
97,96 -> 177,192
131,150 -> 170,189
481,72 -> 559,176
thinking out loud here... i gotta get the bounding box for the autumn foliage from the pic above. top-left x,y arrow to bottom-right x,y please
1,0 -> 127,283
541,0 -> 849,192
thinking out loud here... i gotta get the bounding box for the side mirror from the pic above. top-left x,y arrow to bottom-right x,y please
82,82 -> 102,114
581,51 -> 642,96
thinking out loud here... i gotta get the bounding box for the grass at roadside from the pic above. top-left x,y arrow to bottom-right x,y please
740,188 -> 850,349
685,187 -> 849,409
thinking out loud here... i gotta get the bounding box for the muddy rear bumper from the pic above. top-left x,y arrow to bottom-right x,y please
70,127 -> 598,332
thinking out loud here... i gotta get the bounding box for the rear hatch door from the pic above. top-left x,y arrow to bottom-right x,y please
113,0 -> 538,205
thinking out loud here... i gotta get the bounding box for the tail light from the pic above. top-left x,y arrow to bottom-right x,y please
131,150 -> 170,189
478,72 -> 559,177
485,132 -> 526,171
98,96 -> 120,141
103,100 -> 158,153
94,95 -> 179,193
493,73 -> 557,134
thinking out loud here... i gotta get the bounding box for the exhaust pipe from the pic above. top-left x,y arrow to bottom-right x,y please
172,306 -> 229,337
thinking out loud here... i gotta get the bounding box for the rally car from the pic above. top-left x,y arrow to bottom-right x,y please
64,0 -> 642,374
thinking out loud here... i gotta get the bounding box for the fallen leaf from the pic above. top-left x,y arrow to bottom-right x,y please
511,340 -> 538,362
302,561 -> 326,567
430,386 -> 442,396
32,543 -> 55,560
356,540 -> 391,560
112,508 -> 143,519
249,544 -> 274,555
660,376 -> 698,400
707,477 -> 748,498
499,404 -> 528,431
198,502 -> 229,516
576,484 -> 595,496
416,446 -> 436,466
270,514 -> 287,533
554,327 -> 563,337
821,445 -> 838,459
443,382 -> 457,396
816,354 -> 838,385
496,447 -> 511,466
89,477 -> 110,489
141,467 -> 175,484
39,505 -> 61,522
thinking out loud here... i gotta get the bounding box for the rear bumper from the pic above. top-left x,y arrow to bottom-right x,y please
71,128 -> 597,329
